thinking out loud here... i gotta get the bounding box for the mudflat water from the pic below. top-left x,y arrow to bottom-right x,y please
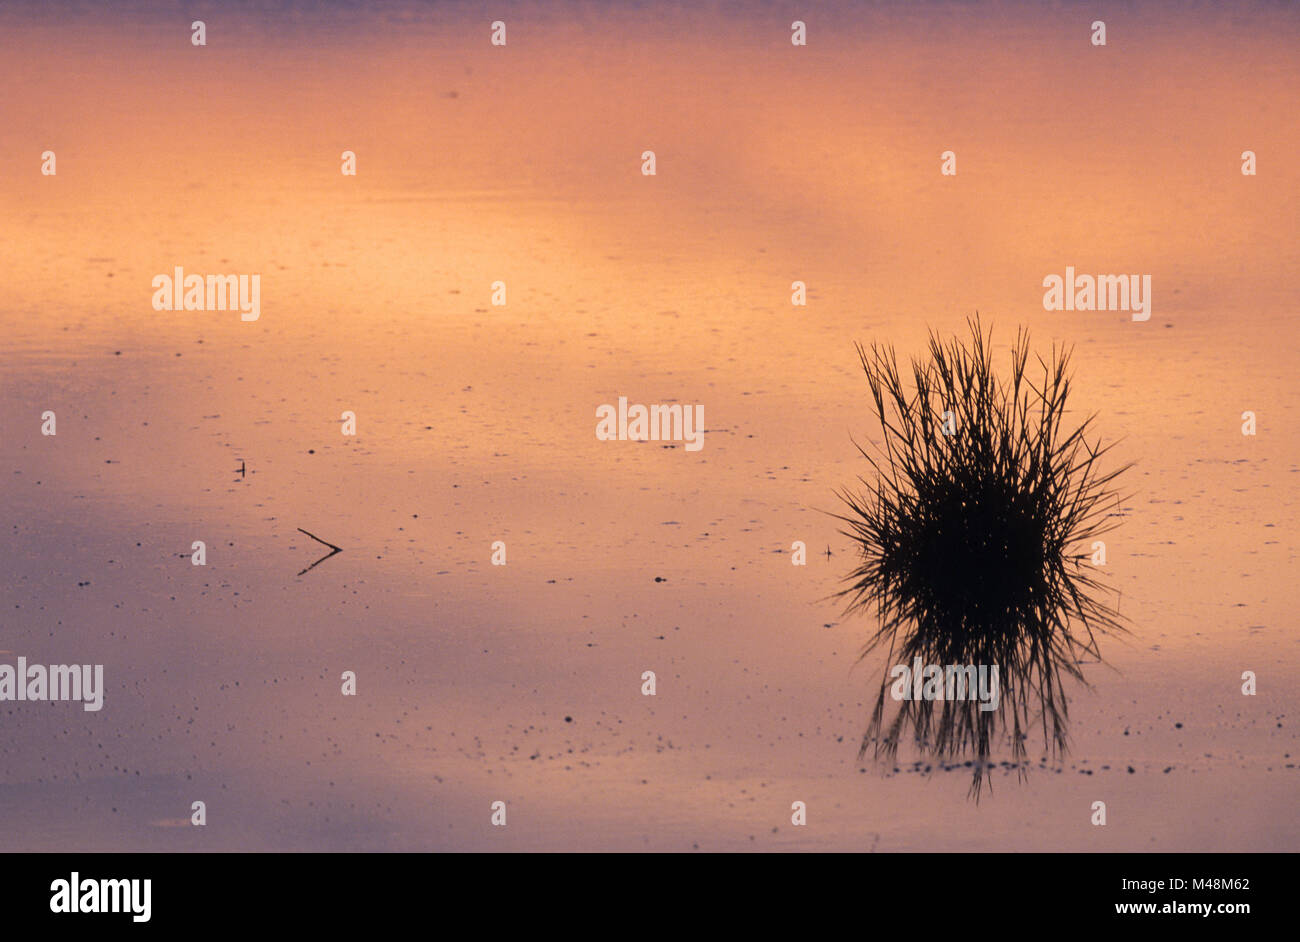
1,1 -> 1297,849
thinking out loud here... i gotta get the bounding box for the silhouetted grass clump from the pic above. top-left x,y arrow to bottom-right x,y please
834,316 -> 1130,797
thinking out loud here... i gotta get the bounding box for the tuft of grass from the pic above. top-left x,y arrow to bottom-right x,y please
833,315 -> 1131,798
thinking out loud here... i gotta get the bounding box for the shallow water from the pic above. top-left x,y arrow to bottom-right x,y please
1,0 -> 1297,850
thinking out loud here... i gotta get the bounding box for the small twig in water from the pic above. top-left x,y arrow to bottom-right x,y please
297,527 -> 343,575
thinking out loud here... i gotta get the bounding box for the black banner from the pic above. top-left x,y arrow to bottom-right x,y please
2,853 -> 1285,930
